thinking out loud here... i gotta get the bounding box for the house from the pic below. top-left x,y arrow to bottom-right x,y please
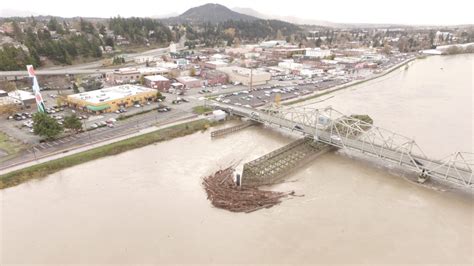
144,75 -> 170,92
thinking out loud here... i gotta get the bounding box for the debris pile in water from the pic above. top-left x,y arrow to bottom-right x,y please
202,167 -> 296,213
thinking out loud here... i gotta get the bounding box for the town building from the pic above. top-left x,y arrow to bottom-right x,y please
175,58 -> 189,68
210,54 -> 229,61
134,55 -> 160,64
201,70 -> 228,86
7,90 -> 37,110
219,66 -> 271,86
106,67 -> 169,84
305,48 -> 331,58
278,59 -> 303,71
176,76 -> 203,89
204,60 -> 228,69
271,46 -> 306,58
260,40 -> 287,48
144,75 -> 171,92
66,85 -> 157,113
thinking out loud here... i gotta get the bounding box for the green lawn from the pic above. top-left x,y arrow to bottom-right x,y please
193,106 -> 213,115
0,132 -> 25,163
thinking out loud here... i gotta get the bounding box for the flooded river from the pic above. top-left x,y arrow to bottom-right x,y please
1,55 -> 473,264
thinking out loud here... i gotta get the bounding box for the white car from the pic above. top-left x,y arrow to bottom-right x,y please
330,135 -> 342,144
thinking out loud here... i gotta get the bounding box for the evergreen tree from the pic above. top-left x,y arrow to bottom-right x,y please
63,115 -> 83,133
32,112 -> 63,140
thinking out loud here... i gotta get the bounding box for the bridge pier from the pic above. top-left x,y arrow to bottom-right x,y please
417,170 -> 429,183
241,138 -> 333,187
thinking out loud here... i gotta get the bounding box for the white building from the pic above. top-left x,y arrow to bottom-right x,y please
260,40 -> 287,48
210,54 -> 229,61
300,69 -> 324,78
305,48 -> 331,58
134,56 -> 160,64
219,66 -> 271,86
169,42 -> 177,53
278,59 -> 303,71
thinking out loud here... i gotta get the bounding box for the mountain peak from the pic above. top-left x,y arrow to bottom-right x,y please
173,3 -> 258,23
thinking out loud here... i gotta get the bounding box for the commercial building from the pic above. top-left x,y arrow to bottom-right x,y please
144,75 -> 171,92
201,70 -> 228,86
272,47 -> 306,58
6,90 -> 37,110
67,85 -> 157,113
134,55 -> 160,64
204,60 -> 228,69
176,76 -> 203,89
106,67 -> 169,84
278,59 -> 303,71
260,40 -> 287,48
305,48 -> 331,58
219,66 -> 271,86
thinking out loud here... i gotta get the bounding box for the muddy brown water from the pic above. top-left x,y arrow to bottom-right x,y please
1,55 -> 473,264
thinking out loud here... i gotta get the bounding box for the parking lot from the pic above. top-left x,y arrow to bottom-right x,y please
213,78 -> 345,107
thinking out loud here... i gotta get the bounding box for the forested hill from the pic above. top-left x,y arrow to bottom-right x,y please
0,12 -> 301,70
0,17 -> 105,70
165,3 -> 258,24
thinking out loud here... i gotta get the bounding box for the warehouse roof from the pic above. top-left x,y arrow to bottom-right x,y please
68,85 -> 155,104
145,75 -> 169,82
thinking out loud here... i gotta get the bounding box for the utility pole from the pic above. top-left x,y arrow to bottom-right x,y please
32,147 -> 38,161
249,67 -> 253,92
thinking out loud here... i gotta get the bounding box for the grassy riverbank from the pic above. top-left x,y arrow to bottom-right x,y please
0,119 -> 216,189
283,58 -> 416,106
193,105 -> 213,115
0,133 -> 26,164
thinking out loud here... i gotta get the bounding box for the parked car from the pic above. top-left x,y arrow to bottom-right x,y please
293,125 -> 303,131
330,135 -> 342,144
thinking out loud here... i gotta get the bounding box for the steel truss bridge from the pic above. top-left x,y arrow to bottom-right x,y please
212,102 -> 473,189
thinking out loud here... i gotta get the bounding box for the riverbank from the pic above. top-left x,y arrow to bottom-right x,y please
283,57 -> 417,106
0,118 -> 219,189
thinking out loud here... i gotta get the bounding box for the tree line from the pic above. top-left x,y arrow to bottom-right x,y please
183,20 -> 301,47
108,17 -> 174,44
0,19 -> 103,70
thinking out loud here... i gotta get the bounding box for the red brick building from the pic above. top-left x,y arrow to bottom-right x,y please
144,75 -> 170,92
201,70 -> 228,86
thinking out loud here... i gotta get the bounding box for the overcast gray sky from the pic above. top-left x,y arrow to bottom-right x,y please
1,0 -> 473,25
